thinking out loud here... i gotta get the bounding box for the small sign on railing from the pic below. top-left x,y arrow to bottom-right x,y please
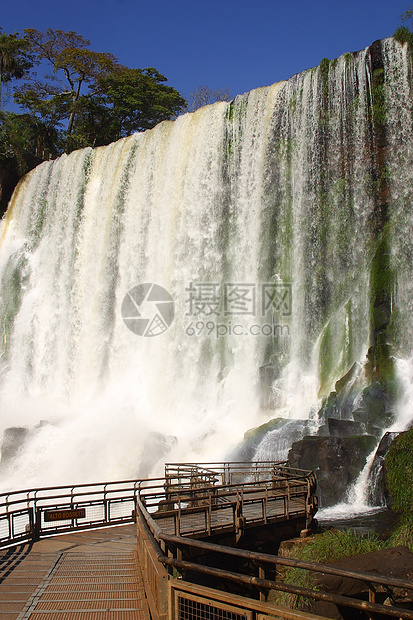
44,508 -> 86,522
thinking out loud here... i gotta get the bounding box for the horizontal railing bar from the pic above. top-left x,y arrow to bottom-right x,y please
0,486 -> 139,509
1,462 -> 315,549
156,531 -> 413,591
159,555 -> 413,620
140,479 -> 309,498
0,463 -> 312,504
0,477 -> 142,500
136,499 -> 413,593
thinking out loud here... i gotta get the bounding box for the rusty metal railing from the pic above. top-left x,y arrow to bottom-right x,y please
0,461 -> 306,548
0,478 -> 141,547
135,463 -> 413,620
139,461 -> 317,541
136,500 -> 413,620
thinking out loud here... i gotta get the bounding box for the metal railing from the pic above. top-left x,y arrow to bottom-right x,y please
0,461 -> 306,548
0,478 -> 140,547
136,502 -> 413,620
135,463 -> 413,620
140,461 -> 317,541
2,462 -> 412,620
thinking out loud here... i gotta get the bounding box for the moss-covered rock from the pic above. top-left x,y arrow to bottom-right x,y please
230,418 -> 291,461
384,429 -> 413,521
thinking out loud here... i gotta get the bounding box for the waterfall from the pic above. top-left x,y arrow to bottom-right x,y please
1,38 -> 413,491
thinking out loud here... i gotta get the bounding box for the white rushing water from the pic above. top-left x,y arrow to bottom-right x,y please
0,38 -> 413,492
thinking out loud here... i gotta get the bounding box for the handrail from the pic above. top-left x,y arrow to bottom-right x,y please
0,477 -> 142,548
1,461 -> 310,548
4,462 -> 409,619
135,497 -> 413,620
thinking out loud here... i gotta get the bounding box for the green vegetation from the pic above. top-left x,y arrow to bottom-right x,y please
371,67 -> 386,129
393,25 -> 413,46
273,524 -> 413,611
344,52 -> 354,65
393,8 -> 413,58
0,26 -> 187,212
0,29 -> 33,110
274,423 -> 413,612
319,57 -> 330,100
318,323 -> 333,395
385,429 -> 413,521
272,529 -> 386,610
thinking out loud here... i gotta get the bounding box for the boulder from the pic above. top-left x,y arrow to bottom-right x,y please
327,418 -> 363,437
229,417 -> 291,461
366,431 -> 399,505
138,431 -> 177,478
0,427 -> 30,466
311,546 -> 413,618
288,435 -> 377,506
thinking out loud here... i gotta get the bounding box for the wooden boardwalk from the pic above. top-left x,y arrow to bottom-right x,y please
0,524 -> 149,620
154,493 -> 307,538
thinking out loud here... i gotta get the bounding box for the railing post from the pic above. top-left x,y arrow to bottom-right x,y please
207,491 -> 211,535
33,508 -> 41,541
258,564 -> 266,601
264,487 -> 268,524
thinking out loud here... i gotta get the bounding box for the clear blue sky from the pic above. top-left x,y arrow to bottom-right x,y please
1,0 -> 410,101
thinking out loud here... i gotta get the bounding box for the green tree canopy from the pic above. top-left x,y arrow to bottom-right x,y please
0,30 -> 33,110
97,67 -> 186,136
10,28 -> 186,153
16,28 -> 119,136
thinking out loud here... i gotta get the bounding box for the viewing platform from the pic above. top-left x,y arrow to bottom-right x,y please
1,462 -> 413,620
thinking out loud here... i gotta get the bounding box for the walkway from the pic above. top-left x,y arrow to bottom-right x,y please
0,524 -> 149,620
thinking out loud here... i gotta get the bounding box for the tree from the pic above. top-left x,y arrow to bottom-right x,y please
13,28 -> 186,152
0,111 -> 58,173
393,7 -> 413,47
401,6 -> 413,27
95,67 -> 186,139
0,30 -> 33,110
66,67 -> 186,149
185,85 -> 232,113
17,29 -> 119,138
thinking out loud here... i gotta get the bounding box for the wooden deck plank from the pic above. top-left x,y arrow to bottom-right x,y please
0,525 -> 150,620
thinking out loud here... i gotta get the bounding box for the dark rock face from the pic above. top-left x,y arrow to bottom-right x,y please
311,545 -> 413,618
138,431 -> 177,478
367,431 -> 399,506
0,168 -> 20,217
229,418 -> 292,461
288,435 -> 377,506
327,418 -> 363,437
0,427 -> 30,467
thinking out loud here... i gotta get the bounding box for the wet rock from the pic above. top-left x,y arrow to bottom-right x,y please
0,427 -> 30,467
229,418 -> 291,461
288,435 -> 377,507
311,546 -> 413,618
352,380 -> 395,430
138,431 -> 177,478
367,431 -> 399,505
327,418 -> 363,437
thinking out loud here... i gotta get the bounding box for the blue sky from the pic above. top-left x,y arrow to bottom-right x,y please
1,0 -> 410,103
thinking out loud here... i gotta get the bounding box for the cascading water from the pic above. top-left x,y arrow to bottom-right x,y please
1,37 -> 413,494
